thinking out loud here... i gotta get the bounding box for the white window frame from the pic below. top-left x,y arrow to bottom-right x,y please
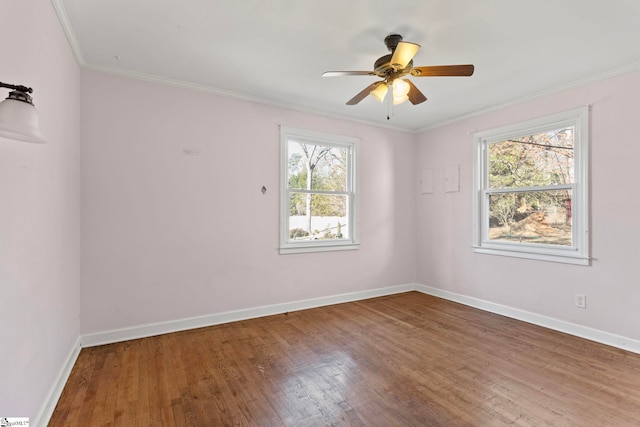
280,126 -> 359,254
472,107 -> 590,265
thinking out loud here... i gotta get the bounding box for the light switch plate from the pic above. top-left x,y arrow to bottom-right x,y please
444,164 -> 460,193
421,168 -> 435,194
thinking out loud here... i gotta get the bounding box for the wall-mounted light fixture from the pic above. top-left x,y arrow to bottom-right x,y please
0,81 -> 46,143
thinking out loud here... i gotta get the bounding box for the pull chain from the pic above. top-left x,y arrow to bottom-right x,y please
387,86 -> 392,120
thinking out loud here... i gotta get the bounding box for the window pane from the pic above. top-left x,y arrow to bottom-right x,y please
289,193 -> 349,240
288,141 -> 347,191
488,127 -> 574,189
488,189 -> 572,246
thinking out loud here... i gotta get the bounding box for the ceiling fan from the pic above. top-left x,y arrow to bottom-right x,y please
323,34 -> 474,106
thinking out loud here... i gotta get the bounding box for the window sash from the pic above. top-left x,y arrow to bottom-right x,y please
287,192 -> 352,241
486,129 -> 575,189
288,189 -> 352,196
484,184 -> 573,194
481,185 -> 575,250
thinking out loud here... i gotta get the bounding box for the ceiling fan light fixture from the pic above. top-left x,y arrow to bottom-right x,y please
393,94 -> 409,105
370,83 -> 388,102
392,78 -> 410,105
392,78 -> 410,96
390,41 -> 420,69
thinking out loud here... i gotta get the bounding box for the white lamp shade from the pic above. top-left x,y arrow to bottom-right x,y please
393,94 -> 409,105
392,79 -> 410,105
392,78 -> 410,96
390,42 -> 420,69
370,83 -> 388,102
0,97 -> 46,143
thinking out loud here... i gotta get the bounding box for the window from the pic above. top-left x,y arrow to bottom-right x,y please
280,126 -> 358,254
472,107 -> 589,265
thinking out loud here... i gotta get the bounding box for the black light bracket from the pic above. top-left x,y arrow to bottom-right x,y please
0,81 -> 35,105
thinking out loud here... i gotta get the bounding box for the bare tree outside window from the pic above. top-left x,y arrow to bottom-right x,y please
288,141 -> 348,240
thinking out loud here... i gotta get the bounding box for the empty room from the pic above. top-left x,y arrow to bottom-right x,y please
2,1 -> 640,425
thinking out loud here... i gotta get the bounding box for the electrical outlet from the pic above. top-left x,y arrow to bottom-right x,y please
575,294 -> 586,309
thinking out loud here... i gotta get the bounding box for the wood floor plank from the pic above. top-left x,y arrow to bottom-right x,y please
49,292 -> 640,426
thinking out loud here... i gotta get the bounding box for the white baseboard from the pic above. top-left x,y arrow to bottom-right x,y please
415,283 -> 640,355
81,283 -> 416,347
82,282 -> 640,355
34,336 -> 81,427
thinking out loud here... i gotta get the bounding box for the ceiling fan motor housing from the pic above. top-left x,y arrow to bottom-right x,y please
374,54 -> 395,75
374,55 -> 413,77
384,34 -> 403,52
374,35 -> 413,77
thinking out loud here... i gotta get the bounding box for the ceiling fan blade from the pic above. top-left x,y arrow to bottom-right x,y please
390,41 -> 420,69
322,71 -> 375,77
406,80 -> 427,105
346,81 -> 383,105
410,64 -> 475,77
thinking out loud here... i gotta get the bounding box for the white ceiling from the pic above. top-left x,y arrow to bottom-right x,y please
54,0 -> 640,132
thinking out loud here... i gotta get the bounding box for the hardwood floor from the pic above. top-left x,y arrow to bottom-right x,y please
49,292 -> 640,426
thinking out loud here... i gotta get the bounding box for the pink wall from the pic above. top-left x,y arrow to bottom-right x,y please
0,0 -> 81,421
416,70 -> 640,341
80,71 -> 417,334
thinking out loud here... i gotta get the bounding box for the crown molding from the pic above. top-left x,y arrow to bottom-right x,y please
51,0 -> 85,65
416,60 -> 640,133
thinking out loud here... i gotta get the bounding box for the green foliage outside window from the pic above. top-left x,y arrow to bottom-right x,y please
487,127 -> 574,245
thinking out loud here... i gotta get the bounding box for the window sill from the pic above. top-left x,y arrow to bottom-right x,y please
472,246 -> 590,266
280,242 -> 360,255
